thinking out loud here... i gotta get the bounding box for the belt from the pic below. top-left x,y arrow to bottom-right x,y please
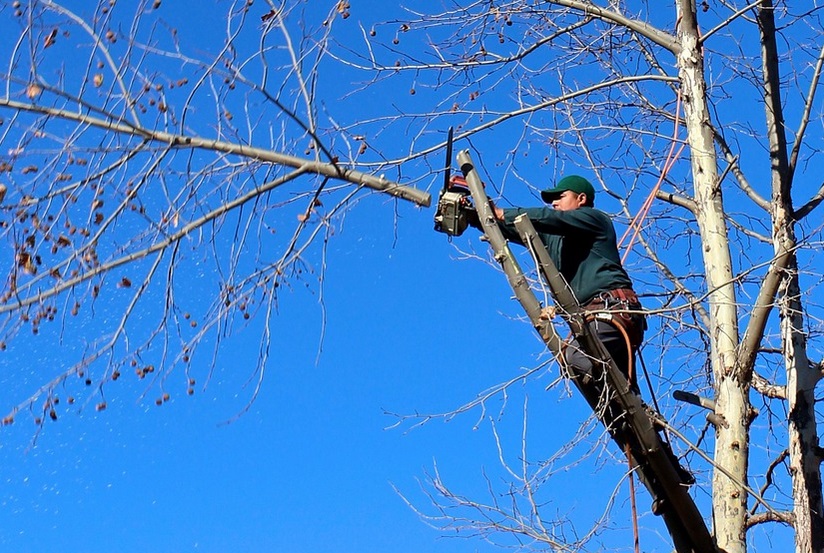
604,288 -> 639,304
585,288 -> 640,308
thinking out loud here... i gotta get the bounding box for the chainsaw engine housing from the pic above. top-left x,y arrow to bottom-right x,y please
434,188 -> 471,236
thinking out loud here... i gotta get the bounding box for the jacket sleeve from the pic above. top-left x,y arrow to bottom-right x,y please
498,208 -> 528,245
503,206 -> 606,238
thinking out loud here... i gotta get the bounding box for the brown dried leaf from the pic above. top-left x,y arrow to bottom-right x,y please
93,73 -> 104,87
44,28 -> 57,48
26,84 -> 42,99
16,252 -> 36,275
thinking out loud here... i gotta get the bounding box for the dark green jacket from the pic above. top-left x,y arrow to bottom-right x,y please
499,206 -> 633,305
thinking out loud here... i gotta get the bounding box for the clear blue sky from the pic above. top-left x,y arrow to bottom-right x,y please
0,1 -> 803,552
0,0 -> 565,545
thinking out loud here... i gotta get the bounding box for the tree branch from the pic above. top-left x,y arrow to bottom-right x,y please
746,510 -> 794,528
655,189 -> 697,214
0,166 -> 311,314
698,1 -> 766,45
0,98 -> 431,207
546,0 -> 681,54
788,44 -> 824,184
751,371 -> 786,399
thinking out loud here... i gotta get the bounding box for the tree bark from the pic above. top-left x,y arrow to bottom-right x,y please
676,2 -> 748,551
757,3 -> 824,551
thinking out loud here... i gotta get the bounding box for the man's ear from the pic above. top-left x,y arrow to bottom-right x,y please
576,192 -> 588,207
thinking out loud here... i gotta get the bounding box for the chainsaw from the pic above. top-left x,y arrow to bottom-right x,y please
433,127 -> 475,236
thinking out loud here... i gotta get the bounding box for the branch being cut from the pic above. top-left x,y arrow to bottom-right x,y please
0,98 -> 431,207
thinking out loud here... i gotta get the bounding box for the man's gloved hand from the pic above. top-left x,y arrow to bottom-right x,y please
465,199 -> 504,229
465,206 -> 481,229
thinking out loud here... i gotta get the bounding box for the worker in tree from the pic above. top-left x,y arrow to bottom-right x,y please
482,175 -> 646,390
468,174 -> 694,486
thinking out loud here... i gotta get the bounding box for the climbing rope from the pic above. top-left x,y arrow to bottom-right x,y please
616,91 -> 685,552
619,90 -> 685,264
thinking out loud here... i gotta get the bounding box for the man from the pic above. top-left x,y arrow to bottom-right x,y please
486,175 -> 646,391
470,174 -> 694,486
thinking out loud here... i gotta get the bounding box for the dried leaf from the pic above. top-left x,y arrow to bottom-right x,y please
26,84 -> 42,99
44,28 -> 57,48
93,73 -> 104,87
17,252 -> 36,275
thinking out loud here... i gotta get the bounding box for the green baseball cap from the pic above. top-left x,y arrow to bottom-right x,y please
540,175 -> 595,205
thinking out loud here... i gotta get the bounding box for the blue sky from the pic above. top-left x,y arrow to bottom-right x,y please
0,1 -> 811,552
0,197 -> 579,553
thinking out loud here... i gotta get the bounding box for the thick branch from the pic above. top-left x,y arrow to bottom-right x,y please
0,98 -> 431,207
546,0 -> 681,54
736,251 -> 791,379
655,189 -> 697,213
794,182 -> 824,220
751,371 -> 786,400
746,511 -> 794,528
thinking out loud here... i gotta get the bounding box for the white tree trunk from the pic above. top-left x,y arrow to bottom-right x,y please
782,261 -> 824,553
676,2 -> 747,551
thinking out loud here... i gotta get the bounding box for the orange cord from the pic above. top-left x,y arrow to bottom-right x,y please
626,442 -> 641,553
614,91 -> 685,549
603,316 -> 640,553
619,90 -> 684,264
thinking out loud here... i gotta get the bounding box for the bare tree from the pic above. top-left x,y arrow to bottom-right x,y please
0,0 -> 430,423
333,1 -> 824,552
2,1 -> 824,552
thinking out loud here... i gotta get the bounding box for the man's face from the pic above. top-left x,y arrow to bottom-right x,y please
552,190 -> 588,211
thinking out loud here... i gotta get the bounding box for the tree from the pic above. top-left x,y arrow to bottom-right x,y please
2,1 -> 824,552
337,1 -> 822,552
0,0 -> 430,422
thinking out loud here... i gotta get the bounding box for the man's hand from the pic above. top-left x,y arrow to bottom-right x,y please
488,200 -> 504,221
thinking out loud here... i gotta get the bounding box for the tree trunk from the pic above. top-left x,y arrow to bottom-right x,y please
757,4 -> 824,549
676,2 -> 747,551
781,257 -> 824,553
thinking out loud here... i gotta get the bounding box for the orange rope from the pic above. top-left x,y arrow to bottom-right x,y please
602,315 -> 640,553
619,90 -> 684,264
626,443 -> 641,553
